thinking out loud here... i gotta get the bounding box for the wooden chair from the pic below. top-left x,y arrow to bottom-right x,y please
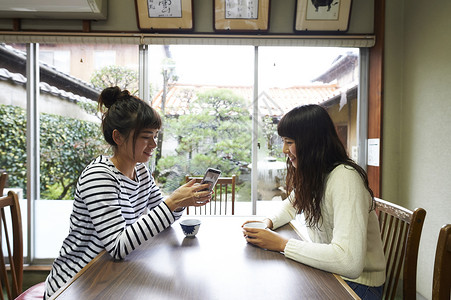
432,224 -> 451,300
0,172 -> 7,196
185,175 -> 236,215
374,198 -> 426,300
0,191 -> 45,300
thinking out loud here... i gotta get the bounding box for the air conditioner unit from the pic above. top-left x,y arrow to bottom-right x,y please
0,0 -> 107,20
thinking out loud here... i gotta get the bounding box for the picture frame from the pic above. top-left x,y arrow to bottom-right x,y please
214,0 -> 270,32
294,0 -> 352,32
135,0 -> 193,31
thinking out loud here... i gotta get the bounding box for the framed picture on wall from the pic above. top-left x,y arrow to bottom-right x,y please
214,0 -> 270,32
294,0 -> 352,32
135,0 -> 193,31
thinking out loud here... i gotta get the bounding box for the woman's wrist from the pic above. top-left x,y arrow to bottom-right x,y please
264,218 -> 274,229
279,238 -> 289,252
164,197 -> 178,211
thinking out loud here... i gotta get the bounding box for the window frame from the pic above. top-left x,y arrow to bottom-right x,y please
20,43 -> 369,265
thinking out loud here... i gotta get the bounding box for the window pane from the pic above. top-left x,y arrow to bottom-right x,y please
40,50 -> 71,73
36,43 -> 139,259
0,43 -> 29,256
257,47 -> 360,214
148,45 -> 254,215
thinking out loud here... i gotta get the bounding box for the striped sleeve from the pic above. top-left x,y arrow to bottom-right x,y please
80,164 -> 175,260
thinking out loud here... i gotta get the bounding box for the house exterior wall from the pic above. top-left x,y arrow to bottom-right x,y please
326,97 -> 358,158
0,81 -> 98,123
11,44 -> 139,84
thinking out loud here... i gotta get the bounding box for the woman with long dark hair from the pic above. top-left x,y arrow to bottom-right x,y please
243,105 -> 385,300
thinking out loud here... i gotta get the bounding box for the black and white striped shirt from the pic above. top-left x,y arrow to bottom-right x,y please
44,156 -> 182,299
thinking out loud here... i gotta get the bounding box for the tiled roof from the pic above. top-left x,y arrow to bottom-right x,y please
151,83 -> 342,117
0,43 -> 100,100
313,52 -> 358,83
0,68 -> 93,104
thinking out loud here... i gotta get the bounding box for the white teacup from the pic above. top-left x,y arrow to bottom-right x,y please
180,219 -> 201,237
243,221 -> 267,229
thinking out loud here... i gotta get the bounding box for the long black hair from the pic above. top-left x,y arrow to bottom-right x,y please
277,104 -> 374,227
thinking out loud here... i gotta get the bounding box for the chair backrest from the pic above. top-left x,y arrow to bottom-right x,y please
0,191 -> 24,300
432,224 -> 451,300
0,172 -> 8,196
374,198 -> 426,300
185,175 -> 236,215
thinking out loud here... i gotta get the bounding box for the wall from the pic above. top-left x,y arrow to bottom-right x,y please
0,0 -> 374,35
383,0 -> 451,299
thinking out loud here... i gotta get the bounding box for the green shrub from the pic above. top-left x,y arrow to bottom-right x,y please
0,104 -> 107,200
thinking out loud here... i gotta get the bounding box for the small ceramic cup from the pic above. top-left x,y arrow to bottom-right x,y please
180,219 -> 201,237
243,221 -> 267,229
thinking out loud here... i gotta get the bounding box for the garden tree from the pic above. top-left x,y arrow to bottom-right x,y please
81,64 -> 157,119
90,65 -> 139,95
84,65 -> 156,116
260,115 -> 280,157
157,89 -> 251,192
155,57 -> 178,165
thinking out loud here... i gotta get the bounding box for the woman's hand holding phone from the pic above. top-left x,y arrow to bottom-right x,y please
165,168 -> 220,211
165,179 -> 212,211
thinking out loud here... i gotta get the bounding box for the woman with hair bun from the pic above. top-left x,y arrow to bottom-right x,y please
242,104 -> 385,300
44,87 -> 211,299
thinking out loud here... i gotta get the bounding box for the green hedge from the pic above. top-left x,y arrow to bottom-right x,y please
0,104 -> 106,200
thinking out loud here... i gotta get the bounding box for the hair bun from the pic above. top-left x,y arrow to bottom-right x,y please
99,86 -> 122,109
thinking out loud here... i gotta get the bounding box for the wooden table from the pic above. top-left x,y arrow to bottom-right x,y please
50,216 -> 359,300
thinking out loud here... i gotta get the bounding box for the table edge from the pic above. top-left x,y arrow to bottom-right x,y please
48,250 -> 108,300
333,274 -> 361,300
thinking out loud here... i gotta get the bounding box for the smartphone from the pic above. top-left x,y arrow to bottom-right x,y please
200,168 -> 221,192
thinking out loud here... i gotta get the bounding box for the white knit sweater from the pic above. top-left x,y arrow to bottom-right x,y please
269,164 -> 386,287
